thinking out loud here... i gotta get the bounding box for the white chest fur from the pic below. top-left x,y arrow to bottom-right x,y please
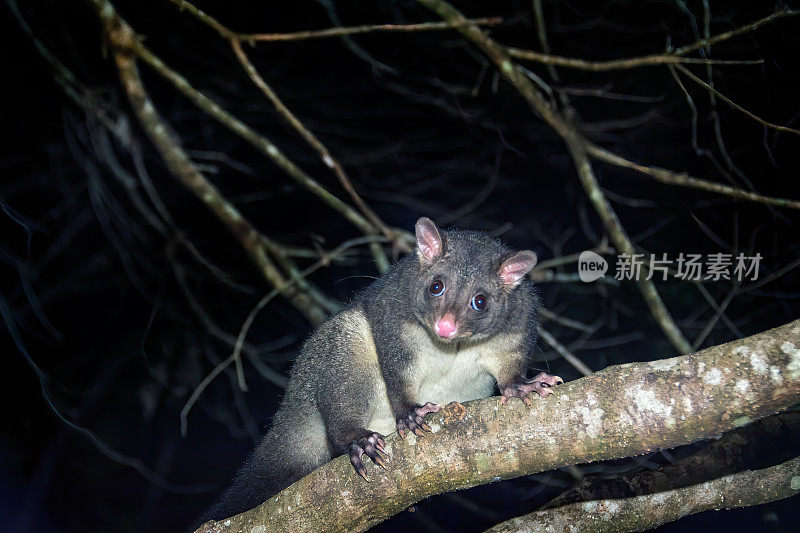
364,321 -> 522,435
402,322 -> 519,405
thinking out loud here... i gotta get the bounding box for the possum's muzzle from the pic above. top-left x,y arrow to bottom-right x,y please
434,312 -> 458,338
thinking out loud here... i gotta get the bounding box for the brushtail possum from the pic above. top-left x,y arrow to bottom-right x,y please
199,218 -> 562,523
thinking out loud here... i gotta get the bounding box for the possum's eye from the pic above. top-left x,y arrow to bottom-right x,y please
471,294 -> 487,311
429,280 -> 445,296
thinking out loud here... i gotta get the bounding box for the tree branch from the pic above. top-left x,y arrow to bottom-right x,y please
197,318 -> 800,532
585,142 -> 800,211
491,412 -> 800,531
92,0 -> 394,271
673,63 -> 800,137
91,0 -> 328,324
230,39 -> 397,269
166,0 -> 502,43
489,456 -> 800,532
507,8 -> 797,71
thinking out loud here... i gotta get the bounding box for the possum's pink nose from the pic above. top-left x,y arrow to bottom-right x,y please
434,315 -> 457,338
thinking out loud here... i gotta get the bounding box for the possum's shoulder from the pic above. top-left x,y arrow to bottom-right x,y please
349,254 -> 415,307
302,255 -> 415,353
290,304 -> 374,378
305,266 -> 402,343
304,303 -> 368,345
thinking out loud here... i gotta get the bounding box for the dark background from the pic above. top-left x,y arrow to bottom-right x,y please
2,0 -> 800,531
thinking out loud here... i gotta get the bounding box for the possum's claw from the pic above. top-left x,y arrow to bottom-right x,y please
396,402 -> 442,438
501,372 -> 563,406
349,431 -> 388,481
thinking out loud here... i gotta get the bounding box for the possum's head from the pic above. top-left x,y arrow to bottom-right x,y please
411,217 -> 538,343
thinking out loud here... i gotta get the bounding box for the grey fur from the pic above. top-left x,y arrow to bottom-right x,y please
198,219 -> 541,524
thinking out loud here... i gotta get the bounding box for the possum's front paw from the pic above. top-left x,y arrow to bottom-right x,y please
349,431 -> 389,481
396,402 -> 442,438
501,372 -> 563,406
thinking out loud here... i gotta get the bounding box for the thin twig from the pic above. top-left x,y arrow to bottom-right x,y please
539,308 -> 595,333
534,243 -> 613,271
672,8 -> 797,56
182,236 -> 383,435
694,283 -> 743,339
167,0 -> 502,43
538,326 -> 593,376
531,0 -> 568,108
172,261 -> 288,388
230,39 -> 398,269
180,352 -> 236,436
244,18 -> 504,42
232,235 -> 381,362
585,143 -> 800,211
261,234 -> 342,314
567,141 -> 693,353
674,63 -> 800,137
693,286 -> 737,349
507,8 -> 796,71
508,50 -> 764,71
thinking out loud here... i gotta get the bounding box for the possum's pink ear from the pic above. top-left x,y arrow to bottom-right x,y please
500,251 -> 537,286
415,217 -> 443,264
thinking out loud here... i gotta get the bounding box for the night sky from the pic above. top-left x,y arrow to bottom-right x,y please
3,1 -> 800,531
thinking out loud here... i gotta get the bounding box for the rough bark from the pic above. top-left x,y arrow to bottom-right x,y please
196,318 -> 800,532
489,456 -> 800,532
487,412 -> 800,531
544,411 -> 800,509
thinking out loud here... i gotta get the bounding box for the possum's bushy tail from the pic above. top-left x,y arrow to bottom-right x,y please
195,437 -> 286,526
192,401 -> 331,529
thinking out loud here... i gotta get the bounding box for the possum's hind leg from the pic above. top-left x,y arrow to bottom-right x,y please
317,373 -> 391,481
312,308 -> 392,481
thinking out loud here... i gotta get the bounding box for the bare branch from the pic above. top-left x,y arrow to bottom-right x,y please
538,325 -> 593,376
166,0 -> 502,43
489,456 -> 800,532
507,48 -> 764,71
230,39 -> 399,268
542,411 -> 800,510
92,0 -> 328,324
94,0 -> 393,270
585,143 -> 800,211
674,63 -> 800,137
507,9 -> 797,71
491,412 -> 800,532
242,18 -> 504,42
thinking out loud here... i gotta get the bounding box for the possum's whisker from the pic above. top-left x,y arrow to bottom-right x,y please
335,275 -> 379,284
